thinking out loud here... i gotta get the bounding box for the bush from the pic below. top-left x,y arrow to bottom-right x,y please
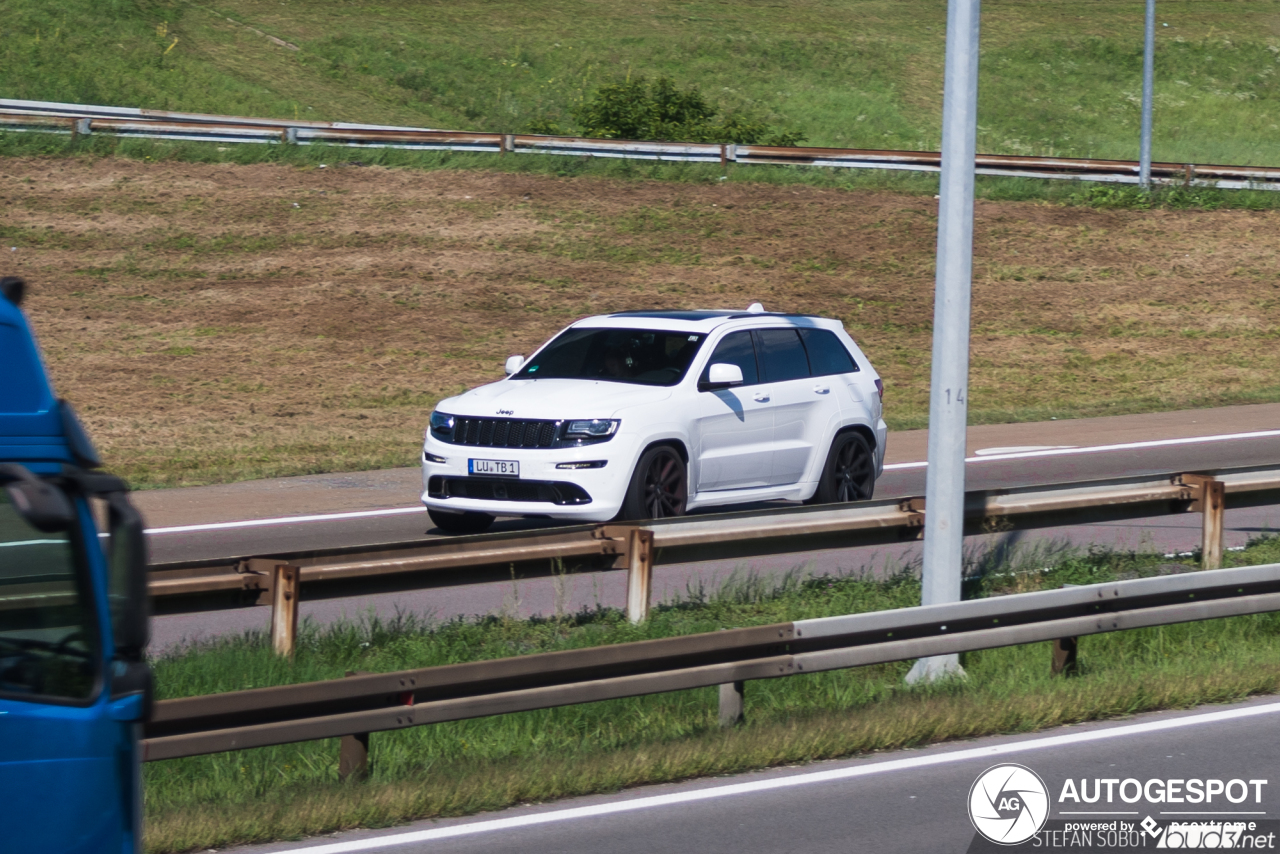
530,74 -> 805,146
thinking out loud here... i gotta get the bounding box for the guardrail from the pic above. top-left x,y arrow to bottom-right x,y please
142,559 -> 1280,773
5,98 -> 1279,191
147,464 -> 1276,655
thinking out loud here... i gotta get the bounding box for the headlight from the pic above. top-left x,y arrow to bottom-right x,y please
565,419 -> 619,438
430,411 -> 455,433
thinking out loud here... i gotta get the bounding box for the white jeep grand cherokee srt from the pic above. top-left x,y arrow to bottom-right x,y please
421,305 -> 887,534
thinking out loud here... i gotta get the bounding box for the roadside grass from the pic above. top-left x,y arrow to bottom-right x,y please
144,535 -> 1280,852
3,0 -> 1279,167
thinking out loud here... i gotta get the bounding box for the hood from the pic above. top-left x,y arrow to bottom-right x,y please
439,378 -> 673,420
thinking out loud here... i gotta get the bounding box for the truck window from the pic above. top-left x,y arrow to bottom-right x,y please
0,491 -> 100,702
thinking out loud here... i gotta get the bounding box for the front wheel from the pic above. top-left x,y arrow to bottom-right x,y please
806,431 -> 875,505
618,445 -> 688,521
428,508 -> 495,535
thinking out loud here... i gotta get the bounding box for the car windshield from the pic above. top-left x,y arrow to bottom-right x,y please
514,328 -> 706,386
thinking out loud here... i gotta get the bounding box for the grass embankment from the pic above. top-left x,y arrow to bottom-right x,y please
145,537 -> 1280,852
6,155 -> 1280,487
3,0 -> 1279,165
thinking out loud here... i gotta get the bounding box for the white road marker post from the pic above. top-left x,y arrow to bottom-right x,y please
906,0 -> 982,684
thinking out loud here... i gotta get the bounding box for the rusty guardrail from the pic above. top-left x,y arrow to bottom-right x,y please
5,99 -> 1280,190
145,464 -> 1280,655
141,560 -> 1280,769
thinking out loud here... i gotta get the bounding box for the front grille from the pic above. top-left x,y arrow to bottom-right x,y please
445,417 -> 557,449
428,476 -> 591,505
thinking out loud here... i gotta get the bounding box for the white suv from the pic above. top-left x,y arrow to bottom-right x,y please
421,305 -> 887,533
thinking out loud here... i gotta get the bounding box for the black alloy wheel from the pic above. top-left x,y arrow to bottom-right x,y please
620,445 -> 688,520
808,431 -> 876,505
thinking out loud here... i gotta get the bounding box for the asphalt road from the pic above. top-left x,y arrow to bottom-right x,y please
141,403 -> 1280,652
236,694 -> 1280,854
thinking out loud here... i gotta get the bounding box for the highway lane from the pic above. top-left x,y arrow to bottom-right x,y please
141,420 -> 1280,565
236,694 -> 1280,854
141,405 -> 1280,651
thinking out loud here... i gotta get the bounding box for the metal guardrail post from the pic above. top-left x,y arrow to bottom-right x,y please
271,564 -> 300,657
1051,637 -> 1078,676
339,671 -> 371,781
73,118 -> 91,137
718,681 -> 745,727
626,528 -> 654,624
1183,474 -> 1226,570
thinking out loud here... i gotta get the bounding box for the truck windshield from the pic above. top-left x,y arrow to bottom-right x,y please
514,328 -> 705,386
0,490 -> 100,702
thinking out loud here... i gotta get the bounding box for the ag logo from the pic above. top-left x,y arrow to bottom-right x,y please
968,763 -> 1050,845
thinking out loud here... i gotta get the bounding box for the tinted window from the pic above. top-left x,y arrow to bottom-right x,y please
800,328 -> 858,376
0,490 -> 100,702
515,328 -> 705,387
699,331 -> 759,386
755,329 -> 810,383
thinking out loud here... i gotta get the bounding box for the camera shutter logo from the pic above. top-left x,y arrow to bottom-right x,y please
968,764 -> 1050,845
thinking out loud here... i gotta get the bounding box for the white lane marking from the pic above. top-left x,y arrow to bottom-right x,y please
270,700 -> 1280,853
145,427 -> 1280,535
0,539 -> 66,548
144,506 -> 425,535
973,445 -> 1076,456
883,428 -> 1280,471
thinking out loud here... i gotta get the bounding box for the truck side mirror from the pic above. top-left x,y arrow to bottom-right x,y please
0,276 -> 24,306
0,464 -> 73,532
504,355 -> 525,376
698,362 -> 744,392
106,492 -> 150,660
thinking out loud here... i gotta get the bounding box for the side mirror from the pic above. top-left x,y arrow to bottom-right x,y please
504,355 -> 525,376
106,492 -> 150,660
0,464 -> 73,532
698,362 -> 744,392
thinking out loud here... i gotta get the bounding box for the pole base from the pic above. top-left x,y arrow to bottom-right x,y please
905,654 -> 966,685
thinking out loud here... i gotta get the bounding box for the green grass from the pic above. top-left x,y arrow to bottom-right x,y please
144,534 -> 1280,851
2,0 -> 1279,168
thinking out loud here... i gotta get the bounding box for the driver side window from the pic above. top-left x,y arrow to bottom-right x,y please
0,491 -> 100,702
699,331 -> 760,386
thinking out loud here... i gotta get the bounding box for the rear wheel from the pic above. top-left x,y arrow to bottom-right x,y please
428,508 -> 495,535
618,445 -> 688,521
807,431 -> 875,505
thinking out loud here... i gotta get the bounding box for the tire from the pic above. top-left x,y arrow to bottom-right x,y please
618,445 -> 688,521
428,508 -> 495,535
806,431 -> 875,505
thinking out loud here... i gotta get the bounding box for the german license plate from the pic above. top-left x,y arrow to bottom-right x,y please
469,458 -> 520,477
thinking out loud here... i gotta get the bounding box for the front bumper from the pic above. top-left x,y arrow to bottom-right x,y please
420,434 -> 638,521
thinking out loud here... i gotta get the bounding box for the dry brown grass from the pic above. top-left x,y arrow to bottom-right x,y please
5,155 -> 1279,487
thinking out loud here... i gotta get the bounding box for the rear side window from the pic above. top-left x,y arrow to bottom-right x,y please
700,331 -> 759,385
754,329 -> 810,383
800,328 -> 859,376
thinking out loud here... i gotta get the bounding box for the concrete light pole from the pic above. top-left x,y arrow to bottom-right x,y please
906,0 -> 982,684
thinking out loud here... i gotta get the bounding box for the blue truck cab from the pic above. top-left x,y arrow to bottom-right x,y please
0,276 -> 151,853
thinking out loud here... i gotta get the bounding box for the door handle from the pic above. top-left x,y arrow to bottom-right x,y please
813,384 -> 830,394
753,391 -> 770,402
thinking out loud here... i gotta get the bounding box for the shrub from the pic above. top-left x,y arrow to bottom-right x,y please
530,74 -> 805,146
